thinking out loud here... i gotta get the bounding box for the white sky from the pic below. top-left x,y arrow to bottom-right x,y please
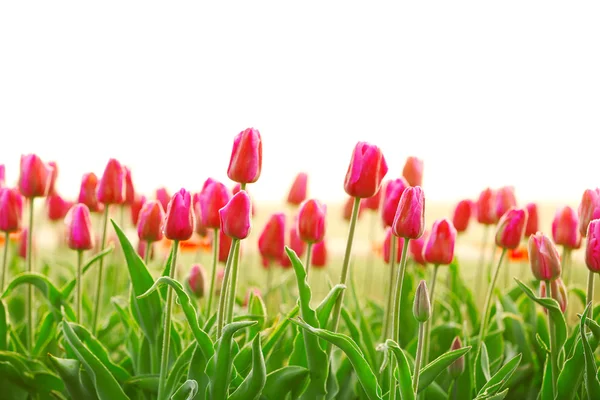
1,2 -> 599,205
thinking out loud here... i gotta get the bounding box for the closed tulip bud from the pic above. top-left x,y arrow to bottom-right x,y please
187,264 -> 206,298
383,228 -> 404,264
402,156 -> 424,187
529,232 -> 561,281
18,154 -> 53,198
410,231 -> 429,266
311,239 -> 328,268
64,204 -> 94,251
298,199 -> 326,243
97,158 -> 125,205
448,337 -> 465,379
259,213 -> 286,261
382,179 -> 408,227
0,188 -> 24,233
218,230 -> 233,263
392,186 -> 425,239
124,167 -> 135,205
287,173 -> 308,206
413,280 -> 431,322
281,224 -> 306,268
423,219 -> 456,265
495,186 -> 517,220
363,188 -> 382,212
131,195 -> 146,226
163,189 -> 195,241
524,203 -> 539,237
452,200 -> 473,233
476,188 -> 497,225
495,208 -> 528,250
200,180 -> 231,230
579,189 -> 600,237
344,141 -> 389,198
219,191 -> 252,240
137,200 -> 165,243
78,173 -> 103,213
552,206 -> 580,249
155,187 -> 170,213
586,219 -> 600,273
18,229 -> 30,259
46,194 -> 73,222
227,127 -> 263,184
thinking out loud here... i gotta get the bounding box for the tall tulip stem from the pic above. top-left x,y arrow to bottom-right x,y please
547,279 -> 559,397
381,236 -> 397,344
26,197 -> 35,353
216,238 -> 238,337
92,205 -> 110,335
1,231 -> 9,292
206,228 -> 219,318
76,250 -> 83,324
412,321 -> 426,396
226,239 -> 242,324
305,242 -> 313,279
423,264 -> 439,365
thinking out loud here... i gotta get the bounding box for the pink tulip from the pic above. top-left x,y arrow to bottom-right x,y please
423,219 -> 456,265
78,173 -> 103,213
495,186 -> 517,220
287,172 -> 308,206
64,204 -> 95,251
579,189 -> 600,237
311,239 -> 328,268
163,189 -> 195,241
124,167 -> 135,205
476,188 -> 497,225
18,154 -> 53,198
281,224 -> 306,268
495,208 -> 528,250
97,158 -> 125,205
0,165 -> 5,188
363,188 -> 382,212
297,199 -> 326,243
586,219 -> 600,273
46,194 -> 73,222
552,206 -> 580,249
130,195 -> 146,226
219,191 -> 252,240
137,200 -> 165,243
199,180 -> 231,230
188,264 -> 206,298
227,127 -> 263,184
0,188 -> 24,233
392,186 -> 425,239
410,231 -> 429,266
344,141 -> 388,198
524,203 -> 539,237
452,200 -> 473,233
381,178 -> 408,227
529,232 -> 561,281
258,213 -> 286,261
155,187 -> 170,212
402,156 -> 424,187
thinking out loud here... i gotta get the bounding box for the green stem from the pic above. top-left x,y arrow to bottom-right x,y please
144,241 -> 151,266
392,239 -> 411,345
76,250 -> 83,324
547,279 -> 558,397
381,237 -> 397,344
423,265 -> 439,365
305,242 -> 313,279
412,321 -> 426,396
587,270 -> 595,320
365,212 -> 377,295
328,197 -> 361,354
266,259 -> 273,314
476,226 -> 489,301
157,240 -> 179,400
26,197 -> 35,353
226,239 -> 242,324
1,231 -> 9,292
206,228 -> 219,318
240,183 -> 247,191
92,205 -> 110,335
216,238 -> 238,338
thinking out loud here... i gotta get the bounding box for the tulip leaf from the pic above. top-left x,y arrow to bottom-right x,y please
581,303 -> 600,399
171,379 -> 198,400
385,340 -> 415,400
417,346 -> 471,393
187,343 -> 210,400
48,354 -> 96,400
475,353 -> 521,399
229,335 -> 266,400
261,366 -> 310,400
165,342 -> 196,400
0,300 -> 7,351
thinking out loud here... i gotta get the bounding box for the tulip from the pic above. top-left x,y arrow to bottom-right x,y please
363,188 -> 382,211
0,187 -> 24,290
187,264 -> 206,298
412,280 -> 430,395
137,200 -> 165,245
46,194 -> 72,222
19,154 -> 53,198
0,164 -> 5,188
452,200 -> 472,233
448,337 -> 465,379
18,229 -> 30,259
382,178 -> 408,227
311,239 -> 327,268
579,189 -> 600,237
495,208 -> 528,250
124,167 -> 135,205
258,213 -> 286,261
409,231 -> 428,266
383,228 -> 403,264
423,219 -> 456,266
413,279 -> 431,322
219,191 -> 252,240
586,220 -> 600,273
227,127 -> 263,184
287,172 -> 308,206
552,206 -> 580,249
402,156 -> 424,187
193,196 -> 209,238
200,180 -> 231,230
392,186 -> 425,239
281,224 -> 306,268
524,203 -> 539,237
495,186 -> 517,220
78,173 -> 103,213
297,199 -> 326,244
529,232 -> 561,281
344,141 -> 389,198
476,188 -> 496,225
97,158 -> 125,205
130,195 -> 146,226
152,186 -> 168,210
232,183 -> 256,216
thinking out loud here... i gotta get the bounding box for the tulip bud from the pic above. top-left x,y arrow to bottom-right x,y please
259,213 -> 286,261
163,189 -> 195,241
413,280 -> 431,322
402,156 -> 424,187
392,186 -> 425,239
155,187 -> 170,214
18,229 -> 30,259
0,188 -> 24,233
227,127 -> 263,184
448,337 -> 465,379
382,179 -> 408,227
287,172 -> 308,206
124,167 -> 135,205
529,232 -> 561,281
343,196 -> 363,221
495,186 -> 517,220
200,180 -> 231,230
579,189 -> 600,237
218,230 -> 233,263
297,199 -> 326,244
78,173 -> 103,213
343,141 -> 389,198
363,188 -> 382,212
131,195 -> 146,226
495,208 -> 528,250
187,264 -> 206,298
281,223 -> 306,268
311,239 -> 328,268
586,219 -> 600,273
383,228 -> 404,264
552,206 -> 581,249
64,204 -> 95,251
137,200 -> 165,243
539,278 -> 568,313
423,219 -> 456,265
18,154 -> 53,198
452,200 -> 472,233
219,191 -> 252,240
410,231 -> 428,266
524,203 -> 539,237
476,188 -> 497,225
46,194 -> 73,222
97,158 -> 125,205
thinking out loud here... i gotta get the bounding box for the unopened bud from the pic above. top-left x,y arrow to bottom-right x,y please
413,280 -> 431,323
448,337 -> 465,379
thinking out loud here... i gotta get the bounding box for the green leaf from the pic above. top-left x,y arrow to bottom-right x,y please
263,304 -> 299,359
171,380 -> 198,400
349,275 -> 378,371
385,340 -> 415,400
290,318 -> 382,400
247,291 -> 267,341
165,342 -> 196,400
0,300 -> 6,350
417,345 -> 471,393
229,335 -> 266,400
316,284 -> 345,329
476,353 -> 522,399
33,312 -> 57,358
60,246 -> 115,299
48,354 -> 96,400
123,375 -> 159,393
261,366 -> 310,400
581,303 -> 600,399
187,343 -> 210,400
540,354 -> 553,400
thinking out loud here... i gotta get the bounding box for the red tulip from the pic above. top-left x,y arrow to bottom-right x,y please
524,203 -> 539,237
410,231 -> 429,266
46,194 -> 73,222
227,127 -> 263,184
552,206 -> 580,249
579,189 -> 600,237
124,167 -> 135,205
452,200 -> 473,233
287,172 -> 308,206
586,219 -> 600,273
218,230 -> 233,263
392,186 -> 425,239
311,239 -> 328,268
476,188 -> 497,225
200,180 -> 231,230
192,194 -> 209,237
383,228 -> 404,264
402,156 -> 424,187
219,191 -> 252,240
258,213 -> 286,261
495,208 -> 528,250
163,189 -> 195,241
64,204 -> 95,251
344,141 -> 388,198
495,186 -> 517,220
155,187 -> 170,212
232,183 -> 256,216
0,188 -> 24,233
78,173 -> 103,213
423,219 -> 456,265
363,188 -> 382,212
131,195 -> 146,226
97,158 -> 125,205
281,224 -> 306,268
137,200 -> 165,243
18,229 -> 30,259
187,264 -> 206,298
297,199 -> 326,244
18,154 -> 53,198
448,337 -> 465,378
529,232 -> 561,281
381,178 -> 408,227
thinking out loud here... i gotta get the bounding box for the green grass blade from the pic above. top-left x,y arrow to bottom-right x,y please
581,303 -> 600,399
0,300 -> 6,350
60,245 -> 115,299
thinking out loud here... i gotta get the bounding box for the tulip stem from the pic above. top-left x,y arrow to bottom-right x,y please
365,211 -> 377,295
381,237 -> 397,345
240,183 -> 247,191
392,239 -> 411,345
328,196 -> 361,355
226,239 -> 242,324
26,197 -> 35,353
423,264 -> 439,365
206,228 -> 219,318
412,321 -> 426,396
305,243 -> 313,279
158,240 -> 179,400
216,238 -> 238,338
547,279 -> 559,397
476,226 -> 489,302
1,231 -> 9,292
76,250 -> 83,324
266,259 -> 274,315
587,271 -> 595,320
144,241 -> 151,266
92,205 -> 109,335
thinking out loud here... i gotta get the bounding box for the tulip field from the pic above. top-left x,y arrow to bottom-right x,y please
1,128 -> 600,400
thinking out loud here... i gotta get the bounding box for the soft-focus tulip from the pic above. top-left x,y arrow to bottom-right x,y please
383,228 -> 404,264
64,204 -> 94,251
200,180 -> 231,230
343,197 -> 363,221
46,161 -> 58,195
392,186 -> 425,239
410,231 -> 429,266
0,188 -> 24,233
219,191 -> 252,240
423,219 -> 456,265
18,229 -> 29,259
46,194 -> 73,222
124,167 -> 135,205
448,337 -> 465,378
529,232 -> 561,281
539,278 -> 568,313
243,287 -> 262,307
452,200 -> 472,233
227,127 -> 263,184
344,141 -> 388,198
155,187 -> 170,212
163,189 -> 195,241
524,203 -> 538,237
586,219 -> 600,273
413,280 -> 431,322
297,199 -> 326,243
188,264 -> 206,298
476,188 -> 497,225
97,158 -> 125,205
218,230 -> 232,263
131,195 -> 146,226
258,213 -> 286,261
382,179 -> 408,227
495,208 -> 528,250
0,165 -> 5,188
495,186 -> 517,220
579,189 -> 600,237
281,225 -> 306,268
552,206 -> 580,249
137,240 -> 154,261
78,173 -> 103,213
311,239 -> 327,268
363,188 -> 382,212
402,156 -> 424,187
287,173 -> 308,206
19,154 -> 53,198
193,195 -> 209,237
137,200 -> 165,243
232,183 -> 256,216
